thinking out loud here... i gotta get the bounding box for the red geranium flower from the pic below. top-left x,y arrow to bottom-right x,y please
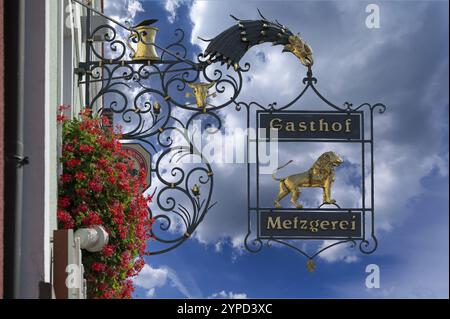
57,209 -> 75,229
75,171 -> 87,180
102,245 -> 115,257
61,173 -> 72,183
88,180 -> 103,192
65,158 -> 81,168
82,211 -> 103,226
58,196 -> 71,209
77,203 -> 88,213
79,144 -> 94,153
91,262 -> 106,272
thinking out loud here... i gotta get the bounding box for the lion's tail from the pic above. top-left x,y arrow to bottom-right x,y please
272,160 -> 294,181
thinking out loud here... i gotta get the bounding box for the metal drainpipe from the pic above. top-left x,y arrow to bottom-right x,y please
4,0 -> 26,298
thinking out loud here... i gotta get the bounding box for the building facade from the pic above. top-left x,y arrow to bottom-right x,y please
1,0 -> 5,300
2,0 -> 103,299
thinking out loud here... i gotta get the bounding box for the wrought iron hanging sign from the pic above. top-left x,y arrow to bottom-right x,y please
73,0 -> 386,269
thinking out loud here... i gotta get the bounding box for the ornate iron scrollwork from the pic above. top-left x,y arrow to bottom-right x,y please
74,0 -> 385,263
74,1 -> 251,255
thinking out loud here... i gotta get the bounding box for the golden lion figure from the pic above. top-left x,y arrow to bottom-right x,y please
272,151 -> 343,208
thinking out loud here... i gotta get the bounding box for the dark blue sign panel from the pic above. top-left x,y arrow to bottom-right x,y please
259,112 -> 362,140
259,211 -> 363,239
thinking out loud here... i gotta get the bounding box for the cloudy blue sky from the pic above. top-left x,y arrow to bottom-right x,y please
105,0 -> 449,298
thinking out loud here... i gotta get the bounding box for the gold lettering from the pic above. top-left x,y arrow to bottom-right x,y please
298,122 -> 307,131
300,220 -> 307,230
267,215 -> 361,234
310,220 -> 319,232
345,118 -> 352,133
285,121 -> 295,132
282,219 -> 293,229
339,220 -> 349,230
269,118 -> 282,131
267,116 -> 354,135
319,119 -> 329,132
330,220 -> 339,230
332,122 -> 343,132
293,217 -> 299,229
268,214 -> 360,234
267,216 -> 282,229
320,220 -> 330,230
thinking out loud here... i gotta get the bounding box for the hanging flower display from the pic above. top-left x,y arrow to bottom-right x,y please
57,107 -> 153,298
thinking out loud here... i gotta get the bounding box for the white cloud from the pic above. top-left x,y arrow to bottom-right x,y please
127,0 -> 145,19
105,0 -> 144,23
167,268 -> 194,298
134,264 -> 194,298
318,240 -> 360,263
208,290 -> 248,299
214,240 -> 223,252
103,0 -> 145,60
164,0 -> 188,23
146,288 -> 156,297
134,264 -> 168,297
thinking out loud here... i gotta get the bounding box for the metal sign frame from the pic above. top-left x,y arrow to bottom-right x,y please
243,70 -> 386,266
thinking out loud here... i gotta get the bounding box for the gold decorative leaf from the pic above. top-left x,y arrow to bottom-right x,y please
306,259 -> 315,272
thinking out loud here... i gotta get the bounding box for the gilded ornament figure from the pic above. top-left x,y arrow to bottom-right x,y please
127,19 -> 160,61
185,82 -> 217,108
272,152 -> 343,208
